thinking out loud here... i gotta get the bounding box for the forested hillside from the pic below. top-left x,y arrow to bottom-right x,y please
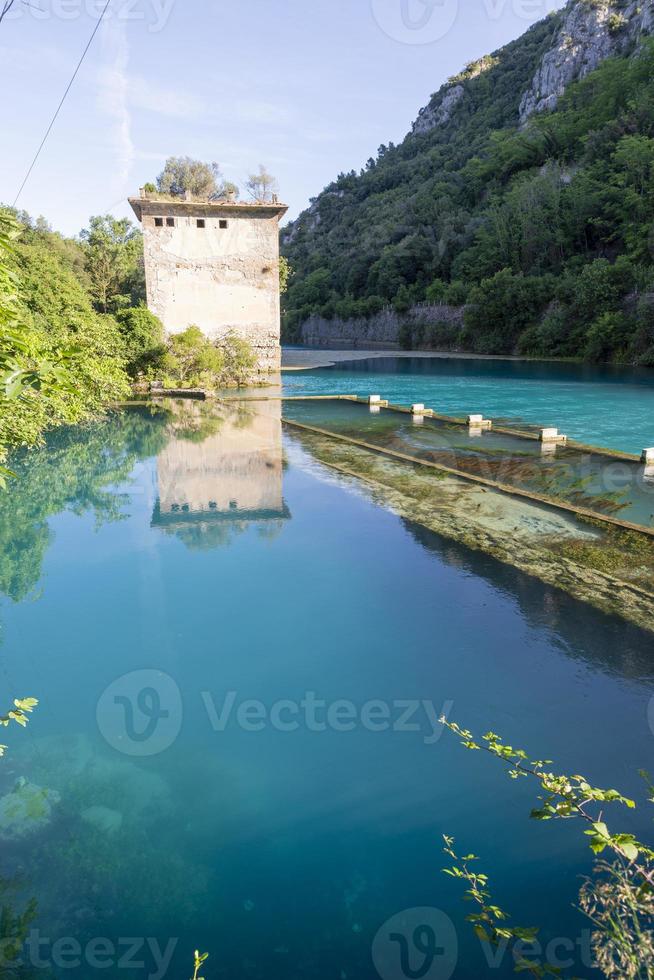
282,0 -> 654,363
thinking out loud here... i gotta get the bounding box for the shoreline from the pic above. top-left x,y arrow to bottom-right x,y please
281,347 -> 578,371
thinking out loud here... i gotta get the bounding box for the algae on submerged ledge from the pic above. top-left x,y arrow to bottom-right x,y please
285,426 -> 654,633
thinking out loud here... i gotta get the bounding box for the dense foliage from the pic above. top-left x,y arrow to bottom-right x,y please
0,209 -> 131,471
282,17 -> 654,363
79,214 -> 145,313
162,324 -> 257,388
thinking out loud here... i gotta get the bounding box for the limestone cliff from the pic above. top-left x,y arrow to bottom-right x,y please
412,83 -> 465,136
411,54 -> 501,136
519,0 -> 654,122
410,1 -> 654,137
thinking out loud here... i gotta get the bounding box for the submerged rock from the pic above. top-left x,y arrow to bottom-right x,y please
81,805 -> 123,835
14,733 -> 171,821
0,780 -> 60,840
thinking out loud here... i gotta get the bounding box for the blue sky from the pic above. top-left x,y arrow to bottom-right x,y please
1,0 -> 566,236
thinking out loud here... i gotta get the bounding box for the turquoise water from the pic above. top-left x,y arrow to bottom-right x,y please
282,399 -> 654,527
282,355 -> 654,455
0,401 -> 652,979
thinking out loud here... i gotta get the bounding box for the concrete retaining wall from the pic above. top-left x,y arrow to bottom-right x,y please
299,303 -> 465,350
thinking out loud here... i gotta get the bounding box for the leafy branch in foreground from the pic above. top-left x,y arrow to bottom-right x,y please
191,950 -> 208,979
442,835 -> 559,977
0,698 -> 38,756
439,717 -> 654,979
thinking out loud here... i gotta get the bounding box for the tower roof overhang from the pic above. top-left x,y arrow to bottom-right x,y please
128,196 -> 288,223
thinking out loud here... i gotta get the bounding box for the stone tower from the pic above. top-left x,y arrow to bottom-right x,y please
129,191 -> 288,374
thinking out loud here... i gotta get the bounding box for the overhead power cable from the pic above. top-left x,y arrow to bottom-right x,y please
0,0 -> 18,25
12,0 -> 112,207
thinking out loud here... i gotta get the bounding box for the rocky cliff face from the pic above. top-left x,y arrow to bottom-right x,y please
412,83 -> 465,135
411,54 -> 499,135
519,0 -> 654,122
410,1 -> 654,137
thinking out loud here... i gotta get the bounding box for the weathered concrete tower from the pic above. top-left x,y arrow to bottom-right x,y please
129,191 -> 288,374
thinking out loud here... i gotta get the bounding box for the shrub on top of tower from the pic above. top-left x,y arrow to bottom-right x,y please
246,165 -> 279,203
154,157 -> 239,202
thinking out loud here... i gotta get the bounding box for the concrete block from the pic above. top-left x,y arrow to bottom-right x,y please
467,414 -> 492,430
540,428 -> 566,444
369,395 -> 381,404
411,404 -> 425,415
641,448 -> 654,464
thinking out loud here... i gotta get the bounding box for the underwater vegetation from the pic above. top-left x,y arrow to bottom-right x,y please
2,734 -> 210,957
286,427 -> 654,632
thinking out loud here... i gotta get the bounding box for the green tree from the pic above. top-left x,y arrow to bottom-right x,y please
584,311 -> 633,362
163,326 -> 225,386
162,327 -> 258,388
79,215 -> 144,313
464,269 -> 553,353
425,278 -> 447,302
0,209 -> 129,481
220,330 -> 257,386
114,304 -> 165,377
157,156 -> 223,199
246,165 -> 278,203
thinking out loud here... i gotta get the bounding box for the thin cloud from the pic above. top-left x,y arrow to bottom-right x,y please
97,18 -> 134,188
128,76 -> 207,120
124,76 -> 292,129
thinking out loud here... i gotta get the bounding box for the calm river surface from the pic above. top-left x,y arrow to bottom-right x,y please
0,394 -> 652,979
282,353 -> 654,454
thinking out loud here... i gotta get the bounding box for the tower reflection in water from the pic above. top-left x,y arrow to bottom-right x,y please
151,398 -> 289,549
